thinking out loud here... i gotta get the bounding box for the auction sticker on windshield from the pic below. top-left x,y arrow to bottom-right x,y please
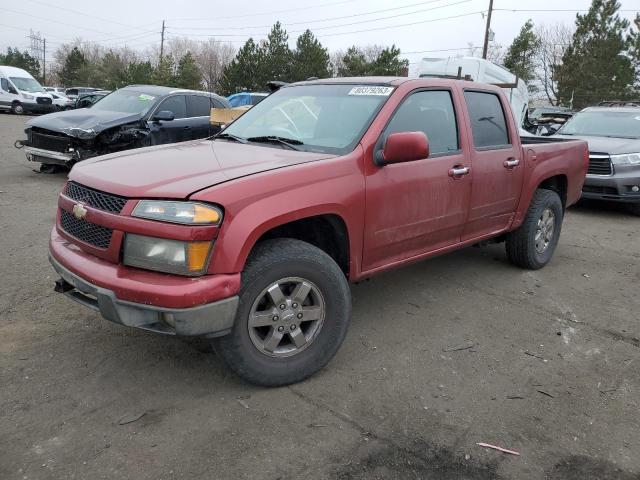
348,86 -> 394,96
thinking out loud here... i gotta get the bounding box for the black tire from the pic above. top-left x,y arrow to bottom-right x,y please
213,238 -> 351,387
11,102 -> 24,115
39,163 -> 61,174
631,204 -> 640,217
506,189 -> 563,270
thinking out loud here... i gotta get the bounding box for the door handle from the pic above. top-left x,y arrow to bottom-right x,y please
183,126 -> 192,130
504,158 -> 520,168
448,166 -> 470,178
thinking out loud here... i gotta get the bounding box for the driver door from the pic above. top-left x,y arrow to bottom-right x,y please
148,95 -> 190,145
362,89 -> 472,271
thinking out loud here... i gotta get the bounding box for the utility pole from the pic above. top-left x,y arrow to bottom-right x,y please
482,0 -> 494,59
43,38 -> 46,85
160,20 -> 166,63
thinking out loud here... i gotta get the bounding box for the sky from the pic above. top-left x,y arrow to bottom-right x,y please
0,0 -> 638,76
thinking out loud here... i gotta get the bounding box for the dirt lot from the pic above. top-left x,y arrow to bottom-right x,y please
1,112 -> 639,480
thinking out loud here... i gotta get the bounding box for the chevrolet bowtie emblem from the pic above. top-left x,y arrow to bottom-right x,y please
72,203 -> 87,220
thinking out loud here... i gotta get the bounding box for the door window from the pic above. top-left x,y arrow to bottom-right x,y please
1,78 -> 10,91
158,95 -> 187,119
464,91 -> 510,149
384,90 -> 459,156
187,95 -> 215,117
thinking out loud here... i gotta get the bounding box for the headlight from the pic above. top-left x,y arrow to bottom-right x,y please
123,234 -> 212,275
132,201 -> 222,225
611,153 -> 640,166
23,94 -> 34,100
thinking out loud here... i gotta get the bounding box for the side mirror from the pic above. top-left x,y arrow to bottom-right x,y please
153,110 -> 175,122
376,131 -> 430,166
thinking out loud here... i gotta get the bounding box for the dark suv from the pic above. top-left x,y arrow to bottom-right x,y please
555,106 -> 640,215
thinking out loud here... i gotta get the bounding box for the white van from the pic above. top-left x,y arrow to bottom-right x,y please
0,66 -> 54,114
418,57 -> 530,129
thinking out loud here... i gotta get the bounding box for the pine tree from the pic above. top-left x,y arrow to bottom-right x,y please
125,61 -> 154,85
264,22 -> 292,82
370,45 -> 409,76
338,47 -> 369,76
556,0 -> 635,108
218,38 -> 264,95
503,20 -> 541,92
338,45 -> 408,76
152,57 -> 176,87
99,51 -> 127,89
175,52 -> 202,90
291,30 -> 330,81
60,47 -> 87,86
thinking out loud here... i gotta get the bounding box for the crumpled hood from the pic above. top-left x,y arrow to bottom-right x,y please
26,109 -> 143,139
555,134 -> 640,155
69,139 -> 336,198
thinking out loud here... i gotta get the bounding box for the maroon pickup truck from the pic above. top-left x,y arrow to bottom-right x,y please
50,77 -> 588,386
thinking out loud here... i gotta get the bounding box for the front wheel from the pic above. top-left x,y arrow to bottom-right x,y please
506,189 -> 563,270
11,102 -> 24,115
213,238 -> 351,387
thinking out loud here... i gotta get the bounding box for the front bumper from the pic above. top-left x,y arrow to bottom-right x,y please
582,171 -> 640,204
24,146 -> 74,165
23,103 -> 55,113
50,253 -> 239,337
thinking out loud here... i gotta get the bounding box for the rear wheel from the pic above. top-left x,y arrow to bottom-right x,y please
11,102 -> 24,115
506,189 -> 563,270
213,238 -> 351,387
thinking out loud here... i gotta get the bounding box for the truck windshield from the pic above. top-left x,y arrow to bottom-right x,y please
10,77 -> 44,93
90,89 -> 157,115
558,110 -> 640,139
221,84 -> 394,154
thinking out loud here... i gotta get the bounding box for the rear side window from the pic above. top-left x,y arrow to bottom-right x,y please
464,91 -> 510,148
158,95 -> 187,119
384,90 -> 459,155
187,95 -> 215,117
1,78 -> 10,91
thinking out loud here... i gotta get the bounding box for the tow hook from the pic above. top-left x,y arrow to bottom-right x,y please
54,278 -> 74,293
14,139 -> 26,149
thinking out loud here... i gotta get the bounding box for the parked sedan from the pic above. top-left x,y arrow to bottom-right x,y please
19,85 -> 230,172
555,106 -> 640,215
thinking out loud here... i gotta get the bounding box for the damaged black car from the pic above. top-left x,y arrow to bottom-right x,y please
18,85 -> 230,172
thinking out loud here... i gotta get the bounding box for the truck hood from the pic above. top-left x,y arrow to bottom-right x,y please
26,109 -> 143,139
554,134 -> 640,155
69,139 -> 336,198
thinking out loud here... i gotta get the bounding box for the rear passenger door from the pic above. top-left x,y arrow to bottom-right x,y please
460,90 -> 524,241
186,95 -> 221,139
363,89 -> 472,270
148,95 -> 190,145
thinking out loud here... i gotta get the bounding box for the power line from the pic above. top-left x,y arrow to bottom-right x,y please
169,0 -> 462,31
170,0 -> 357,22
172,9 -> 486,38
494,8 -> 638,13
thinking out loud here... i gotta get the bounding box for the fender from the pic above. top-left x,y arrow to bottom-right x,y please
190,149 -> 366,276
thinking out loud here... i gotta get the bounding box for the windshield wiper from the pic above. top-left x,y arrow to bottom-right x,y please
246,136 -> 303,150
213,132 -> 247,143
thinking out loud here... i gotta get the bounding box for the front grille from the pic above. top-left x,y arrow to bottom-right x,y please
65,182 -> 127,214
37,97 -> 52,105
588,155 -> 613,175
60,209 -> 113,249
30,130 -> 70,153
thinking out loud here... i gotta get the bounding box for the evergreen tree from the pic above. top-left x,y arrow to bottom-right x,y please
338,45 -> 408,76
99,50 -> 127,89
556,0 -> 636,108
218,38 -> 264,95
60,47 -> 87,86
370,45 -> 409,76
291,30 -> 330,81
338,47 -> 369,76
263,22 -> 292,82
152,56 -> 176,87
175,52 -> 202,89
503,20 -> 541,92
125,61 -> 154,86
0,47 -> 41,80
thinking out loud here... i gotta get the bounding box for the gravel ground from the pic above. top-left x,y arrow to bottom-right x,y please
1,112 -> 639,480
